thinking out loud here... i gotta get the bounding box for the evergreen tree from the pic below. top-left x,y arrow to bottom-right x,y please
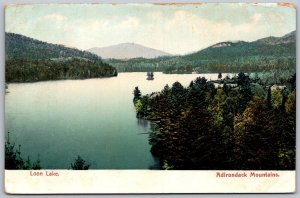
278,90 -> 296,169
223,83 -> 230,96
237,72 -> 252,112
234,97 -> 278,169
32,155 -> 42,170
266,86 -> 272,109
218,72 -> 222,80
133,74 -> 295,170
288,73 -> 296,91
133,86 -> 142,103
5,131 -> 42,170
5,132 -> 24,169
71,155 -> 90,170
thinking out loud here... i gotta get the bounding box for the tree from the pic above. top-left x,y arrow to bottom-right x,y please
134,74 -> 295,170
266,86 -> 272,109
237,72 -> 252,112
5,132 -> 24,169
271,88 -> 283,109
234,97 -> 278,169
133,86 -> 142,102
278,90 -> 296,169
32,155 -> 42,170
134,99 -> 143,113
71,155 -> 90,170
170,81 -> 186,115
223,83 -> 230,96
218,72 -> 222,80
5,131 -> 42,170
280,87 -> 289,112
288,73 -> 296,91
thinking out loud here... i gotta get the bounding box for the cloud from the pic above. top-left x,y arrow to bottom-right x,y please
147,11 -> 163,20
155,10 -> 290,53
118,17 -> 140,28
6,4 -> 295,54
251,13 -> 262,23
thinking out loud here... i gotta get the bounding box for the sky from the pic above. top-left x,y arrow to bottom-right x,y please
5,3 -> 296,55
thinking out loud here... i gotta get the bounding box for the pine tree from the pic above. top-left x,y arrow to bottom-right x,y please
133,86 -> 142,103
5,132 -> 24,169
237,72 -> 252,112
71,155 -> 90,170
218,72 -> 222,80
266,86 -> 272,109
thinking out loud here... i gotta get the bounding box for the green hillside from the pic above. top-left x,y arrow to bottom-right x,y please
6,32 -> 102,61
107,31 -> 296,73
5,33 -> 117,82
183,31 -> 295,62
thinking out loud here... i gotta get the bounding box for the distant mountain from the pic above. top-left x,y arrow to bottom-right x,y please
107,31 -> 296,73
255,30 -> 296,45
6,32 -> 102,61
88,43 -> 171,59
182,30 -> 296,62
5,33 -> 117,82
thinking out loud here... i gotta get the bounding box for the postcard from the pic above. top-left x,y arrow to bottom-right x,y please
4,3 -> 296,194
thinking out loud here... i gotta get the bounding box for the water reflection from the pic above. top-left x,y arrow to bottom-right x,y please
137,118 -> 149,130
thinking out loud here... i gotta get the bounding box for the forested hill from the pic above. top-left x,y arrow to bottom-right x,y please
107,31 -> 296,73
6,32 -> 102,61
182,30 -> 295,62
5,33 -> 117,82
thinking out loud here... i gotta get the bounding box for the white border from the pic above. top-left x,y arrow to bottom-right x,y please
5,170 -> 296,194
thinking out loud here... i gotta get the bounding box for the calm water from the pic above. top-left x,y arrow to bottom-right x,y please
5,72 -> 228,169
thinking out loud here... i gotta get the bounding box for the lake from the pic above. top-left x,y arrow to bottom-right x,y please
5,72 -> 231,169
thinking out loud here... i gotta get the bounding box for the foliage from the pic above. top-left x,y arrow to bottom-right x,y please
71,155 -> 90,170
133,86 -> 142,102
134,99 -> 143,113
218,73 -> 222,79
271,89 -> 283,108
5,132 -> 42,170
6,58 -> 117,82
234,97 -> 279,169
162,160 -> 174,170
134,73 -> 296,170
237,72 -> 253,112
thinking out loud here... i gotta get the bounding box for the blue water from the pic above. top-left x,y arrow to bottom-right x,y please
5,72 -> 222,169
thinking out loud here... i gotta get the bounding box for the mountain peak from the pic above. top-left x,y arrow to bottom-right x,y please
181,30 -> 295,64
255,30 -> 296,45
211,41 -> 243,48
88,43 -> 171,59
115,42 -> 135,46
282,30 -> 296,38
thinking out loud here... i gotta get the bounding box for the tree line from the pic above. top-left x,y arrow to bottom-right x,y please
6,58 -> 118,82
133,73 -> 296,170
108,56 -> 295,75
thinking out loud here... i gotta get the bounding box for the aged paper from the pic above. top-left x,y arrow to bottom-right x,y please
4,3 -> 296,194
